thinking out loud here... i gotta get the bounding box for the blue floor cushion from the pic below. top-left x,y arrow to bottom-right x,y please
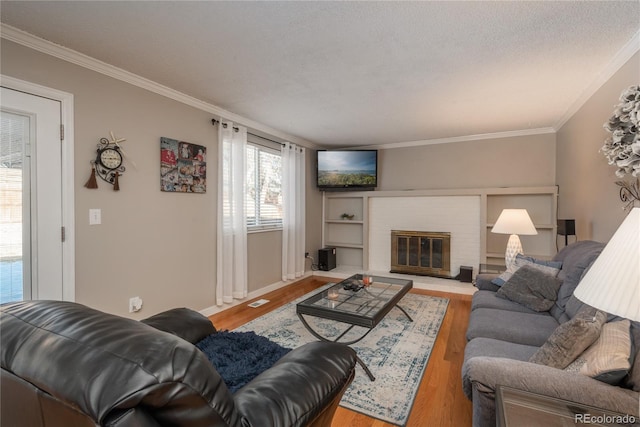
196,330 -> 291,393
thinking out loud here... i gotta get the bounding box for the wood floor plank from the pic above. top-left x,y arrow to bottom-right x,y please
208,276 -> 473,426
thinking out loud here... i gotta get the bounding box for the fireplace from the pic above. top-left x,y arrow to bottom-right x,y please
390,230 -> 451,278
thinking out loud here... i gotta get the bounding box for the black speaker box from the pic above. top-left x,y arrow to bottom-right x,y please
557,219 -> 576,236
318,247 -> 336,271
457,265 -> 473,283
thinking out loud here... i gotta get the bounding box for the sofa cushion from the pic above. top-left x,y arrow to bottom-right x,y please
565,320 -> 633,385
491,254 -> 562,286
471,290 -> 539,314
462,337 -> 539,398
552,241 -> 605,311
496,265 -> 562,312
529,308 -> 607,369
466,308 -> 560,346
475,273 -> 501,292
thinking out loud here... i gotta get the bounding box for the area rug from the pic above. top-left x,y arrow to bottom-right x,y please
234,284 -> 449,426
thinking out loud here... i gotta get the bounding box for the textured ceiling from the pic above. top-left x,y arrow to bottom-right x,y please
1,1 -> 639,147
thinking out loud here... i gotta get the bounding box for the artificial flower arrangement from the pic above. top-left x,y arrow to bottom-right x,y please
602,85 -> 640,209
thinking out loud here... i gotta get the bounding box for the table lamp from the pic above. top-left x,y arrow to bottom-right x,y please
573,207 -> 640,321
491,209 -> 538,269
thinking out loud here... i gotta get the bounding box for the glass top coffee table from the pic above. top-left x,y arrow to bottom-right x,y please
296,274 -> 413,380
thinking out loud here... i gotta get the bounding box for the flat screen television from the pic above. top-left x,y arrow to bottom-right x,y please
316,150 -> 378,190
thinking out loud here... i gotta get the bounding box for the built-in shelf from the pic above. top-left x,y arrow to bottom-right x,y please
484,187 -> 558,264
322,194 -> 368,270
486,224 -> 555,229
325,242 -> 364,249
321,186 -> 558,272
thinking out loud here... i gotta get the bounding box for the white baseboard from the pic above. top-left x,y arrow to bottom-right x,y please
199,271 -> 313,317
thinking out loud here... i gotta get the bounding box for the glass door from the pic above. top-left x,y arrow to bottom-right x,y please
1,86 -> 63,303
0,110 -> 32,302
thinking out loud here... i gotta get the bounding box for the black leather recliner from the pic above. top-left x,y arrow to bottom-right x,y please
0,300 -> 357,426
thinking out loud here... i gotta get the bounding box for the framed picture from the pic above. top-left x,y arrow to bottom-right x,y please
160,137 -> 206,193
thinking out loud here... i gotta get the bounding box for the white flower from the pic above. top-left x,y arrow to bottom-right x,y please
602,85 -> 640,179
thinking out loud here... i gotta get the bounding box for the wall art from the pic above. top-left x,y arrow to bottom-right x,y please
160,137 -> 207,193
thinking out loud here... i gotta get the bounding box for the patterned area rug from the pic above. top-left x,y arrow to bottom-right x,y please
235,284 -> 449,426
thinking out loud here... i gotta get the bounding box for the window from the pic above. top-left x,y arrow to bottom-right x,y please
246,141 -> 282,230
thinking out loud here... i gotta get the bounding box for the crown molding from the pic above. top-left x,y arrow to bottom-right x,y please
3,22 -> 637,151
554,29 -> 640,131
355,127 -> 557,150
0,23 -> 318,149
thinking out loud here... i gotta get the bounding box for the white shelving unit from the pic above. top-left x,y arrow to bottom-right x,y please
482,187 -> 558,265
322,186 -> 558,271
322,193 -> 368,270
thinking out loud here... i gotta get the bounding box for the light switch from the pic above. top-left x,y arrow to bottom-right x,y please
89,209 -> 101,225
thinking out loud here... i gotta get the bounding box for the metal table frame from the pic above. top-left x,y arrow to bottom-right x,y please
296,274 -> 413,381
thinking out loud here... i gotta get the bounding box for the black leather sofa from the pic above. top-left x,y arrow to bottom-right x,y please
1,300 -> 357,427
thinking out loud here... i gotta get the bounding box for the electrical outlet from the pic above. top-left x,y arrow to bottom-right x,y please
305,252 -> 310,258
129,296 -> 143,313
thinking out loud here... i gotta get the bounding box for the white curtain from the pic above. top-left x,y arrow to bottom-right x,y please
282,142 -> 306,281
216,121 -> 248,305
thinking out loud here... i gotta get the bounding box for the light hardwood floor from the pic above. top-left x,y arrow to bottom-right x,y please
208,276 -> 473,427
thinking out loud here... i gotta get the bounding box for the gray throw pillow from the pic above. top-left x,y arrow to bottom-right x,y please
496,265 -> 563,312
624,321 -> 640,392
529,308 -> 607,369
491,254 -> 562,286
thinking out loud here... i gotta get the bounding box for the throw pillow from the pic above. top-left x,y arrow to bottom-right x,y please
496,265 -> 563,312
623,321 -> 640,392
565,320 -> 632,385
491,254 -> 562,286
529,308 -> 607,369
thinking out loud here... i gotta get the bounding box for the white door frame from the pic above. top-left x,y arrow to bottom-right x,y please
1,75 -> 75,301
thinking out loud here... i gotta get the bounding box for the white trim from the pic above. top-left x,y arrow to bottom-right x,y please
554,29 -> 640,131
2,23 -> 638,152
199,271 -> 313,317
0,23 -> 318,150
0,75 -> 76,302
354,127 -> 557,150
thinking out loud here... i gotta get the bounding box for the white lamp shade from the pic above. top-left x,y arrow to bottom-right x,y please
491,209 -> 538,235
574,207 -> 640,322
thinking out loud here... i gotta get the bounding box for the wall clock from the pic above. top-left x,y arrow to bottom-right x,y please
84,132 -> 128,191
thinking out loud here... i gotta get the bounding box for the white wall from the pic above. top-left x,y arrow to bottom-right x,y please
1,38 -> 323,317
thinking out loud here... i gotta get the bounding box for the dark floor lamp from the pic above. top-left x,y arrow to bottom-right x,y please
557,219 -> 576,247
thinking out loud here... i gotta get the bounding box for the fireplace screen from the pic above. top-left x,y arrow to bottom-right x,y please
391,230 -> 451,277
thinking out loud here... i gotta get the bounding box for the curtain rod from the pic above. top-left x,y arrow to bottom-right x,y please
211,118 -> 285,146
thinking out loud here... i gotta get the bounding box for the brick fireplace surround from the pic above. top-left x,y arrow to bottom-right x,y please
368,196 -> 481,279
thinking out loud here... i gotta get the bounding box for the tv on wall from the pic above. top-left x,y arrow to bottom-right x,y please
316,150 -> 378,191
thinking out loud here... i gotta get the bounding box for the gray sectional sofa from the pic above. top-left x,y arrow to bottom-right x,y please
462,240 -> 640,427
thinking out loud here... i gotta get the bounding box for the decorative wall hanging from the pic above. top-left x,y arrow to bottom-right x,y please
160,137 -> 207,193
602,85 -> 640,210
84,131 -> 129,191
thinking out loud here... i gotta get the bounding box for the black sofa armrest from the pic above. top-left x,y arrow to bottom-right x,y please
141,308 -> 216,344
475,273 -> 501,292
234,341 -> 357,427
